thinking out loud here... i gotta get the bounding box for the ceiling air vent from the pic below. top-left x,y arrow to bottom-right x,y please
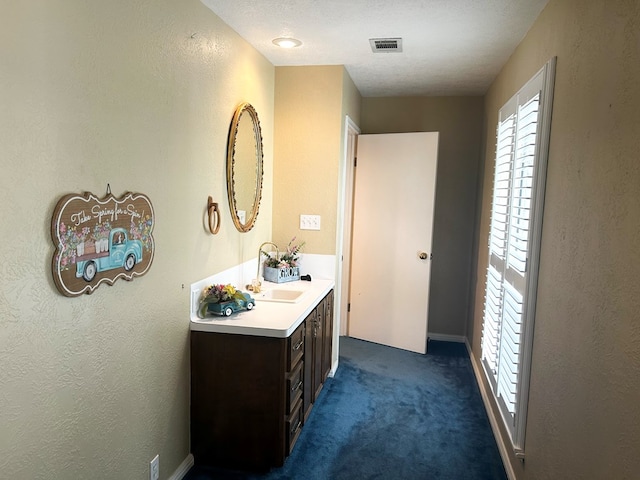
369,37 -> 403,53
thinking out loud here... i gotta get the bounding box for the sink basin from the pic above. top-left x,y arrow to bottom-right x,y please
255,289 -> 306,303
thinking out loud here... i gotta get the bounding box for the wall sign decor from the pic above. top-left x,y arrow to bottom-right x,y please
51,190 -> 155,297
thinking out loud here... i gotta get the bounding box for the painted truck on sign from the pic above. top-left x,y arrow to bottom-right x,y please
75,228 -> 143,282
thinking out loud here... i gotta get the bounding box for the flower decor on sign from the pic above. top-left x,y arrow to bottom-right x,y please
129,214 -> 154,253
198,284 -> 247,318
262,237 -> 305,268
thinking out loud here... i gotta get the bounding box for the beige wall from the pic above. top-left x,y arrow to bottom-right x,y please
470,0 -> 640,478
342,66 -> 363,134
273,66 -> 361,254
360,97 -> 484,337
0,1 -> 274,478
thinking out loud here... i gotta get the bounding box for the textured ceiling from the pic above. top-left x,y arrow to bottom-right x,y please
201,0 -> 549,97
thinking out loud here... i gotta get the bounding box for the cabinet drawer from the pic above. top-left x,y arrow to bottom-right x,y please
286,399 -> 304,454
286,360 -> 304,414
287,322 -> 305,371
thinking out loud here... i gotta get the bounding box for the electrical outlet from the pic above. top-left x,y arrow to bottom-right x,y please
150,454 -> 159,480
300,214 -> 321,230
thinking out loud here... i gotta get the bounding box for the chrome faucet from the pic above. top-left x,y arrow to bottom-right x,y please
250,241 -> 279,292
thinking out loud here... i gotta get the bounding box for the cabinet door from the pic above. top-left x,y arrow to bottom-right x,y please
312,302 -> 324,400
303,310 -> 315,422
322,290 -> 334,381
302,289 -> 335,422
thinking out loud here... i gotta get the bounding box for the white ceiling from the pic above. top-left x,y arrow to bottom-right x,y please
201,0 -> 549,97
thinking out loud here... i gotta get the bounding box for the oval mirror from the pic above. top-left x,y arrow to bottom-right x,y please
227,103 -> 264,232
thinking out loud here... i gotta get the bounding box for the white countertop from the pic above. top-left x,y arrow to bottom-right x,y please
189,278 -> 335,338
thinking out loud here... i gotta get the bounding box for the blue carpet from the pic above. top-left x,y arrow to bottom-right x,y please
185,337 -> 507,480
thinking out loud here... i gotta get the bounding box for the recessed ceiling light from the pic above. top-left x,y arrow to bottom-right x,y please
272,37 -> 302,48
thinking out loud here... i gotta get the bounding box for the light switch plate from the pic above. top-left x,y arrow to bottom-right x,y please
300,214 -> 321,230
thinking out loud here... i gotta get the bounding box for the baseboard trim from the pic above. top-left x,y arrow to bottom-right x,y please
428,333 -> 466,343
169,453 -> 194,480
465,340 -> 517,480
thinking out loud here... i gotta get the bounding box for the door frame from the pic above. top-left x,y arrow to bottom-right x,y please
333,115 -> 360,370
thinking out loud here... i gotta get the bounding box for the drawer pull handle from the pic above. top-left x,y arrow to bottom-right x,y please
291,380 -> 303,393
293,340 -> 304,351
291,420 -> 302,435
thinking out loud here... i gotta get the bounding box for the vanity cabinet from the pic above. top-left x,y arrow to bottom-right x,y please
190,289 -> 333,471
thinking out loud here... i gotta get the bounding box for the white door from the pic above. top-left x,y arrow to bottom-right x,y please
348,132 -> 439,354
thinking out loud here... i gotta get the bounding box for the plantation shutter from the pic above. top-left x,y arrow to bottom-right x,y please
481,58 -> 555,455
481,106 -> 515,381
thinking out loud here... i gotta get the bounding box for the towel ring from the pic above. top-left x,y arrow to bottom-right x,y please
207,196 -> 221,234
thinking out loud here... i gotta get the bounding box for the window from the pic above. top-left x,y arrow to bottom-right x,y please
481,58 -> 556,456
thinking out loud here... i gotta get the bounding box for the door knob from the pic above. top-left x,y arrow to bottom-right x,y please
419,252 -> 428,260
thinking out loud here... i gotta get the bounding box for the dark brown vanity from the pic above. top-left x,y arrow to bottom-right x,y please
190,287 -> 334,471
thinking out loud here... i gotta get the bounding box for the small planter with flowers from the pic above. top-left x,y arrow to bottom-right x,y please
262,237 -> 305,284
198,283 -> 255,318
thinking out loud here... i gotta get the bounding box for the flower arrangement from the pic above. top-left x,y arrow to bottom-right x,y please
262,237 -> 305,269
201,283 -> 245,304
198,283 -> 246,318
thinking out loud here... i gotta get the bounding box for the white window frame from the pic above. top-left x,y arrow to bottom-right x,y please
481,57 -> 556,457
